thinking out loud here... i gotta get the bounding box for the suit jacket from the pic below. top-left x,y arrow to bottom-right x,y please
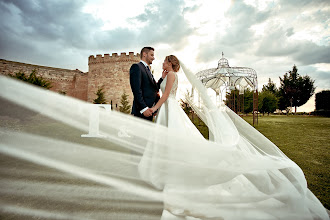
129,62 -> 163,120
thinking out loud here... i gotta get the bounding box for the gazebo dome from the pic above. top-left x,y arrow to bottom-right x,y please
218,52 -> 229,68
218,57 -> 229,68
196,52 -> 258,95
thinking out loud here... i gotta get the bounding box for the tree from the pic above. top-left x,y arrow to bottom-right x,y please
258,91 -> 278,115
277,89 -> 289,112
9,69 -> 52,89
262,78 -> 278,94
93,87 -> 107,104
315,90 -> 330,111
119,91 -> 131,114
279,65 -> 315,113
180,98 -> 192,115
243,88 -> 254,114
315,90 -> 330,116
225,88 -> 254,114
260,79 -> 279,115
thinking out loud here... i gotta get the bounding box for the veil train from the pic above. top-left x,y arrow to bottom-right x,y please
0,61 -> 328,220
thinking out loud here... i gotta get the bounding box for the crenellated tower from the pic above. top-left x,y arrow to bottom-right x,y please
88,52 -> 140,108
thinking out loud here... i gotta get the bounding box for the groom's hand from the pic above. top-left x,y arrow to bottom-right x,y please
162,69 -> 168,79
143,108 -> 153,117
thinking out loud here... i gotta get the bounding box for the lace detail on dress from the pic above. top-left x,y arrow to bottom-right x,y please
160,72 -> 178,98
169,72 -> 178,98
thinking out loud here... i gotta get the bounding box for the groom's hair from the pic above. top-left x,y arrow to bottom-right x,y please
140,47 -> 154,58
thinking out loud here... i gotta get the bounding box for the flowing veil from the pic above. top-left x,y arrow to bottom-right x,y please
180,61 -> 289,157
0,61 -> 328,219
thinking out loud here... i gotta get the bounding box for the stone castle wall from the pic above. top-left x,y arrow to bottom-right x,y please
0,52 -> 140,109
0,59 -> 88,100
88,52 -> 140,107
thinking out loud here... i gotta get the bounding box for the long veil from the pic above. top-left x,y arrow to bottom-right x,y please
0,62 -> 328,219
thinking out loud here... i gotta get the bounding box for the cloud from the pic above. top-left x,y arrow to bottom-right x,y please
286,28 -> 294,37
1,0 -> 102,46
293,42 -> 330,65
195,0 -> 330,67
0,0 -> 197,70
0,0 -> 104,69
196,0 -> 273,63
183,4 -> 200,14
93,28 -> 137,51
131,0 -> 195,49
79,0 -> 197,53
299,65 -> 330,89
256,25 -> 299,57
256,24 -> 330,65
278,0 -> 330,9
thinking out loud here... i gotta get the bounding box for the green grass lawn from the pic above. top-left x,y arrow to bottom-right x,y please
189,113 -> 330,209
243,114 -> 330,210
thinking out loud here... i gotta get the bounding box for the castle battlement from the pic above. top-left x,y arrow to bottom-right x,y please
88,52 -> 140,65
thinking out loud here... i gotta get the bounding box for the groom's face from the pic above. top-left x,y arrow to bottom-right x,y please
145,50 -> 155,65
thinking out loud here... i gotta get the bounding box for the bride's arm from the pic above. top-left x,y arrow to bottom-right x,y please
150,71 -> 175,113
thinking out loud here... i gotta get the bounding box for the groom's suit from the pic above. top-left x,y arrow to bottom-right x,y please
130,62 -> 163,121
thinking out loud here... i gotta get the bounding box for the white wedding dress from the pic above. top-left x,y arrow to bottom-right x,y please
156,72 -> 203,136
138,72 -> 206,219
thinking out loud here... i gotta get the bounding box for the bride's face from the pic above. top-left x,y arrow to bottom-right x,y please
162,59 -> 172,71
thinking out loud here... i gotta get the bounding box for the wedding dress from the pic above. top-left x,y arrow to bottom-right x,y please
138,71 -> 204,189
0,62 -> 328,220
155,72 -> 202,135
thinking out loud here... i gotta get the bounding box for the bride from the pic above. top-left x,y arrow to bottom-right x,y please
138,55 -> 329,220
0,57 -> 328,220
151,55 -> 202,137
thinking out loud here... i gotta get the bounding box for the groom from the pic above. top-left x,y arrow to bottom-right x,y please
129,47 -> 163,121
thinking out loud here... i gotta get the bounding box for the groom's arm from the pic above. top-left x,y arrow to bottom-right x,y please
156,69 -> 167,89
156,77 -> 163,89
130,64 -> 148,111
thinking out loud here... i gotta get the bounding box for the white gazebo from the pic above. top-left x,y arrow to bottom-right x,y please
195,53 -> 259,125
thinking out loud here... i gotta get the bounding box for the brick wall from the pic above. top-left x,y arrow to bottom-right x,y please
0,59 -> 88,101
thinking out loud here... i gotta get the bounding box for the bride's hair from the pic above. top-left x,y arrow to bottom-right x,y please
166,55 -> 180,72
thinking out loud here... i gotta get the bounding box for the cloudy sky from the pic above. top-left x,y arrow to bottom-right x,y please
0,0 -> 329,112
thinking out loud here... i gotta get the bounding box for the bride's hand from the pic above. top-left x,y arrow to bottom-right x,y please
150,107 -> 156,113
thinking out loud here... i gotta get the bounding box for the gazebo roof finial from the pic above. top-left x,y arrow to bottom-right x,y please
218,52 -> 229,68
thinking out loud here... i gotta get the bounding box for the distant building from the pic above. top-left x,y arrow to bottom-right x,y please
0,52 -> 140,108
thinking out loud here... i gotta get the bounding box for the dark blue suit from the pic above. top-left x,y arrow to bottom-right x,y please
129,62 -> 163,121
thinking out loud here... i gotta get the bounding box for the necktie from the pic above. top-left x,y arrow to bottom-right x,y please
146,66 -> 152,76
146,66 -> 156,83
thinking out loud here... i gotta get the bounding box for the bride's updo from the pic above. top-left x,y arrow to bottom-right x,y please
166,55 -> 180,72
